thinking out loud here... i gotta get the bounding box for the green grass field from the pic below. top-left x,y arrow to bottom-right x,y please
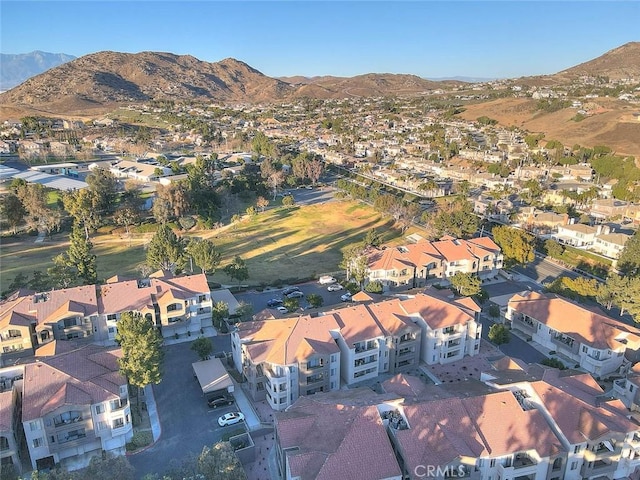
0,200 -> 415,292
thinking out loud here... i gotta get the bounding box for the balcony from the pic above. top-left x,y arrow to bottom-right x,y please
399,333 -> 416,344
354,357 -> 377,368
53,411 -> 83,428
447,339 -> 461,348
497,455 -> 538,477
110,398 -> 128,411
580,459 -> 617,476
583,444 -> 622,462
513,317 -> 536,334
354,341 -> 377,354
49,429 -> 97,453
398,347 -> 414,357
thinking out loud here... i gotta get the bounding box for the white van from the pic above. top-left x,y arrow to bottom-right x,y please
318,275 -> 337,285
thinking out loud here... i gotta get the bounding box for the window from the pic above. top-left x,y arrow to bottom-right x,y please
32,437 -> 43,448
7,329 -> 21,338
198,295 -> 207,302
574,445 -> 580,454
108,327 -> 115,334
97,421 -> 107,431
95,404 -> 104,414
112,418 -> 125,429
107,314 -> 117,321
167,303 -> 182,312
582,346 -> 587,353
29,421 -> 40,431
489,459 -> 495,467
571,461 -> 578,470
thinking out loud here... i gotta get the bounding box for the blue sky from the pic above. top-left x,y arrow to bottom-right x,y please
2,1 -> 638,79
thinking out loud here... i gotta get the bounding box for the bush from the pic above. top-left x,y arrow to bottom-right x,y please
126,431 -> 153,451
488,305 -> 500,318
365,280 -> 384,294
178,216 -> 196,230
488,323 -> 510,345
541,358 -> 566,370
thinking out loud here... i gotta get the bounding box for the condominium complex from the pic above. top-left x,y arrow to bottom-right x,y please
365,236 -> 503,289
232,291 -> 481,411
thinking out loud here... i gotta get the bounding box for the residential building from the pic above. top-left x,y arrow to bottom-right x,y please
0,379 -> 22,475
97,271 -> 212,341
275,395 -> 403,480
232,315 -> 342,411
484,368 -> 640,480
592,232 -> 631,259
365,236 -> 503,289
506,291 -> 640,376
590,198 -> 629,222
553,223 -> 610,248
612,363 -> 640,411
233,292 -> 480,409
391,390 -> 564,480
22,344 -> 132,471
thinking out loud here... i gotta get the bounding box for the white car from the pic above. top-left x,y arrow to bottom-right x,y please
276,306 -> 288,314
318,275 -> 337,285
341,292 -> 352,302
218,412 -> 245,427
327,284 -> 343,292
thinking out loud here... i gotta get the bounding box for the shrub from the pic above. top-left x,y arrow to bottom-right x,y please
488,305 -> 500,318
488,323 -> 510,345
541,358 -> 566,370
126,430 -> 153,451
365,280 -> 384,294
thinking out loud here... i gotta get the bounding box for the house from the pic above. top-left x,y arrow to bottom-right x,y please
553,223 -> 610,248
506,291 -> 640,376
365,237 -> 503,289
612,363 -> 640,411
592,232 -> 631,259
275,395 -> 403,480
21,344 -> 132,471
590,198 -> 629,221
518,207 -> 569,235
109,160 -> 170,182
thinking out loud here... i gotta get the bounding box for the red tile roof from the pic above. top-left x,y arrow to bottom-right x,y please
276,396 -> 402,480
0,390 -> 14,431
22,344 -> 125,421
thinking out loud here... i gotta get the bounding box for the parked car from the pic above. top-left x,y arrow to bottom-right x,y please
285,290 -> 304,299
207,394 -> 234,408
266,298 -> 283,307
218,412 -> 245,427
341,292 -> 352,302
318,276 -> 337,285
327,284 -> 343,292
282,287 -> 301,296
276,306 -> 288,314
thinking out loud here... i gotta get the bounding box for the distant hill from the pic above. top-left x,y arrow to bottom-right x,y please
0,51 -> 293,113
553,42 -> 640,81
0,51 -> 76,91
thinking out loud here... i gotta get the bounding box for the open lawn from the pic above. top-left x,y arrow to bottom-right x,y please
0,200 -> 417,292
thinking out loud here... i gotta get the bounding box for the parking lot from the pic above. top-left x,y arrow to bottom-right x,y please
235,279 -> 350,314
129,337 -> 240,479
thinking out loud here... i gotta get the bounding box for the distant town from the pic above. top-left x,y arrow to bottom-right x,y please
1,65 -> 640,480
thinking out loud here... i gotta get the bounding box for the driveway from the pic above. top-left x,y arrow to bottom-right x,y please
129,336 -> 238,479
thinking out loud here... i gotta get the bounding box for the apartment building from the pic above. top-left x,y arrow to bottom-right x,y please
612,363 -> 640,411
506,291 -> 640,376
592,232 -> 631,259
485,367 -> 640,480
232,315 -> 342,411
21,344 -> 132,471
365,236 -> 503,289
552,223 -> 611,248
275,396 -> 403,480
97,271 -> 212,341
0,272 -> 212,365
234,292 -> 481,410
0,384 -> 21,475
0,285 -> 98,365
391,390 -> 564,480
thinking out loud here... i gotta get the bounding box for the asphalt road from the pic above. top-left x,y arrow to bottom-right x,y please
129,336 -> 234,479
511,256 -> 581,285
479,313 -> 546,364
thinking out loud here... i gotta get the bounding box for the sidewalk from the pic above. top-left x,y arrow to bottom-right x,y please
142,385 -> 161,443
232,379 -> 262,430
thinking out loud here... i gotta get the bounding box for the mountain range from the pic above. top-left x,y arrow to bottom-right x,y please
0,51 -> 76,91
0,42 -> 639,116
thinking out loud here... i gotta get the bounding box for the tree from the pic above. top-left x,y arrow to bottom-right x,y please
224,256 -> 249,285
86,167 -> 118,216
197,442 -> 247,480
362,228 -> 383,248
211,301 -> 229,329
260,158 -> 285,200
450,272 -> 481,297
306,158 -> 324,186
152,184 -> 173,224
618,230 -> 640,277
114,182 -> 144,236
282,195 -> 295,208
492,225 -> 535,266
235,301 -> 253,322
544,239 -> 564,259
66,221 -> 97,285
48,253 -> 76,288
191,337 -> 213,360
116,311 -> 164,388
283,297 -> 299,312
426,198 -> 478,238
146,225 -> 186,273
187,239 -> 221,275
488,323 -> 510,345
63,188 -> 102,237
597,274 -> 629,310
2,193 -> 25,233
256,196 -> 269,212
306,293 -> 324,308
